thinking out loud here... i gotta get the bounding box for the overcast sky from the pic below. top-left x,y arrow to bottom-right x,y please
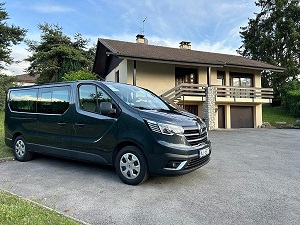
3,0 -> 259,75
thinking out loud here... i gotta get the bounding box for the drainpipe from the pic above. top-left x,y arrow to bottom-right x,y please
207,66 -> 211,87
133,60 -> 137,86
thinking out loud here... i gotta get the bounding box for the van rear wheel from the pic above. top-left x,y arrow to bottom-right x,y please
115,146 -> 149,185
13,135 -> 33,162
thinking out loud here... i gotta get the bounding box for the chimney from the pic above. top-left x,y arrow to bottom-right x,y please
179,41 -> 191,50
136,34 -> 148,44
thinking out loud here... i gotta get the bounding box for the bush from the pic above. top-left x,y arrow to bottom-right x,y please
61,69 -> 98,81
0,75 -> 17,111
285,89 -> 300,118
281,80 -> 300,117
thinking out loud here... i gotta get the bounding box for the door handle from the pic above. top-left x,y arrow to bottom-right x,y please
57,122 -> 66,126
75,123 -> 85,128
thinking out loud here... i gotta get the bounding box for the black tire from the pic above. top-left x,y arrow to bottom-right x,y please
115,146 -> 149,185
13,135 -> 33,162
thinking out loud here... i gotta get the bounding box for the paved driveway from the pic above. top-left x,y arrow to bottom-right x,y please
1,129 -> 300,225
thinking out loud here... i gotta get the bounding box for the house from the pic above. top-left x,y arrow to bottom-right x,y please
92,34 -> 283,130
15,74 -> 39,86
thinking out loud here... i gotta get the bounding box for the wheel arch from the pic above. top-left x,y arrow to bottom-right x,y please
112,141 -> 147,164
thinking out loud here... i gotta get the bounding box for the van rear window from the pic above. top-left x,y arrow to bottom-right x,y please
9,90 -> 38,113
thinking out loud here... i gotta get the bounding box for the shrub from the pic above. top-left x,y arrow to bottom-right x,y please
61,69 -> 98,81
285,89 -> 300,118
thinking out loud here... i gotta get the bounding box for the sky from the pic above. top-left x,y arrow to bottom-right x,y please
3,0 -> 260,76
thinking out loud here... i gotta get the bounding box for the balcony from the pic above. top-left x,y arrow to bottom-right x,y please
161,84 -> 273,104
160,83 -> 207,104
214,86 -> 273,103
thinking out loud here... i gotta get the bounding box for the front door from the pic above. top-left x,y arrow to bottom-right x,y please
218,105 -> 225,128
72,83 -> 118,164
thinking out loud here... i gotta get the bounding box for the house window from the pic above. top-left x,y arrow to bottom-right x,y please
217,71 -> 225,86
230,72 -> 253,87
115,70 -> 120,83
175,67 -> 197,86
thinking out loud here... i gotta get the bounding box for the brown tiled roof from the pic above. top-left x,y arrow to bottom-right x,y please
16,74 -> 39,83
98,38 -> 283,72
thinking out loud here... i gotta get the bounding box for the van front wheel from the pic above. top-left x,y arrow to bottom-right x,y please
13,135 -> 33,162
115,146 -> 149,185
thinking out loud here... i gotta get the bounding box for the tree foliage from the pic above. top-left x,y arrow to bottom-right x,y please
238,0 -> 300,99
0,75 -> 17,110
61,69 -> 98,81
0,2 -> 27,70
25,23 -> 95,84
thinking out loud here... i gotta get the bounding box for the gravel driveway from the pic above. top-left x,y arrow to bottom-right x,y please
1,129 -> 299,225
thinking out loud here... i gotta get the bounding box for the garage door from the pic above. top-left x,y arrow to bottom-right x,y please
231,106 -> 254,128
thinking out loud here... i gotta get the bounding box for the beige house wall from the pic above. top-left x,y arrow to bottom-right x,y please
106,59 -> 128,83
255,104 -> 263,127
127,60 -> 175,95
197,67 -> 207,85
210,67 -> 262,88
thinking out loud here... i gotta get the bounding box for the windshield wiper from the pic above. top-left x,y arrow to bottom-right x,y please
132,106 -> 153,110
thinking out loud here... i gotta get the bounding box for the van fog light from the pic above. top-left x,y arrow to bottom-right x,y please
165,160 -> 187,170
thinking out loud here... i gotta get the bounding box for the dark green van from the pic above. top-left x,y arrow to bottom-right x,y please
5,80 -> 211,185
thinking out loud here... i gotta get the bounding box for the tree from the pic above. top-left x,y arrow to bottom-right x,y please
238,0 -> 300,101
25,23 -> 95,84
0,75 -> 17,110
0,2 -> 27,70
61,69 -> 98,81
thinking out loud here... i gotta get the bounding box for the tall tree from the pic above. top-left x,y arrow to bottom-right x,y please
0,2 -> 27,70
238,0 -> 300,101
25,23 -> 95,83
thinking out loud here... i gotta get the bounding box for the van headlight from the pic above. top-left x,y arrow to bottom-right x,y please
145,120 -> 184,136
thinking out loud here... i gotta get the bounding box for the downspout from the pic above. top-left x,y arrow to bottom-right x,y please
207,66 -> 211,86
133,60 -> 137,86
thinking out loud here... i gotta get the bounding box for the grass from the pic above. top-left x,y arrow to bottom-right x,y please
0,113 -> 82,224
0,190 -> 80,225
0,111 -> 13,158
263,104 -> 297,126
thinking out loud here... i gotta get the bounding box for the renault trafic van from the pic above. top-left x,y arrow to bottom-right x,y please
5,81 -> 211,185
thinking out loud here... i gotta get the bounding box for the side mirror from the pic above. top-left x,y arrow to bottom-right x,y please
100,102 -> 116,115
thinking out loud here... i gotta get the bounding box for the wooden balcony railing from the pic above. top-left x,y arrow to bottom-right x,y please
214,86 -> 273,99
160,84 -> 273,104
160,83 -> 207,104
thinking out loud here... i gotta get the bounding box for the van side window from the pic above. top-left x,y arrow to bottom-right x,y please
37,87 -> 70,114
9,90 -> 37,113
79,84 -> 112,113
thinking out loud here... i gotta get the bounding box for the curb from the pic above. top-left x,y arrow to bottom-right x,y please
0,157 -> 14,163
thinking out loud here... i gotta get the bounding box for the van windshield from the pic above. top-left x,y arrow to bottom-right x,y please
106,83 -> 170,110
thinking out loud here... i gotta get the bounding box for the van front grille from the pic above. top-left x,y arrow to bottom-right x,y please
183,125 -> 207,146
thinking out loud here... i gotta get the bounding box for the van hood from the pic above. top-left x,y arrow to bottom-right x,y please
138,108 -> 201,127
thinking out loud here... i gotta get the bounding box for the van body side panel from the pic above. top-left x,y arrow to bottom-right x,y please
5,111 -> 37,147
33,110 -> 74,158
72,110 -> 118,164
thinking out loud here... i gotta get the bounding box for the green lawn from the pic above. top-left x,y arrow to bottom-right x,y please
0,190 -> 80,225
263,104 -> 297,126
0,111 -> 13,158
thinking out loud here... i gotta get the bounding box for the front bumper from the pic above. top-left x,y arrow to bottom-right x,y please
146,141 -> 211,176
